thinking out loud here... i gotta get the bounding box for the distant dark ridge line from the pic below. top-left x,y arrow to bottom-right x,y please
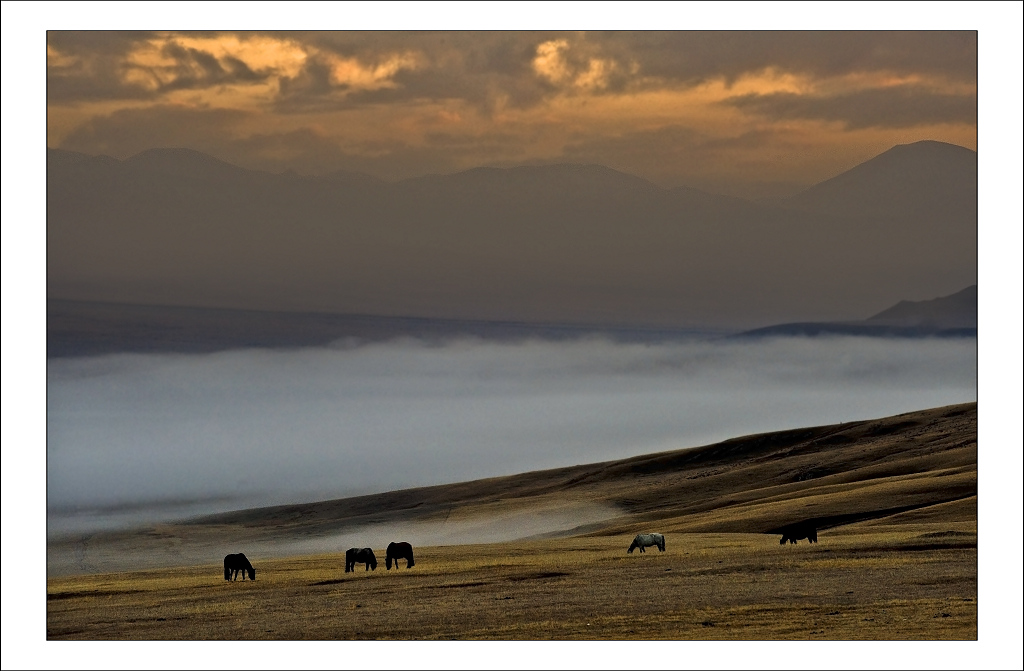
46,297 -> 714,335
47,298 -> 726,358
734,323 -> 976,339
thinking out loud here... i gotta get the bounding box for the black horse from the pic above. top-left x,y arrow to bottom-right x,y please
780,522 -> 818,545
224,553 -> 256,581
345,547 -> 378,572
385,541 -> 415,569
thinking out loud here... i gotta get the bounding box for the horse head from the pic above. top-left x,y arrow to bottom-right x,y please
385,556 -> 392,570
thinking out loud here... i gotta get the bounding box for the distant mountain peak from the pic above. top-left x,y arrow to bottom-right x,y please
866,285 -> 977,329
784,139 -> 977,223
885,139 -> 976,155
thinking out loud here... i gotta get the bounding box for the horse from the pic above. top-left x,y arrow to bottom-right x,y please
345,547 -> 378,572
385,541 -> 415,569
780,523 -> 818,545
223,553 -> 256,581
628,533 -> 666,553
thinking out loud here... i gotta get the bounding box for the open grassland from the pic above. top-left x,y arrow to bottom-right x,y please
47,403 -> 976,639
47,526 -> 976,640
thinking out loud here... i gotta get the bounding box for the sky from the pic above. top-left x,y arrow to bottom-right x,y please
45,28 -> 978,198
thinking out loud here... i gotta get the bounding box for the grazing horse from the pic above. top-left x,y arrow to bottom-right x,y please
223,553 -> 256,581
345,547 -> 378,572
780,523 -> 818,545
385,541 -> 415,569
628,533 -> 666,553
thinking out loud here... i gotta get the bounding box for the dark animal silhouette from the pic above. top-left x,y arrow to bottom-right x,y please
627,533 -> 666,553
345,547 -> 378,572
780,523 -> 818,545
223,553 -> 256,581
385,541 -> 415,569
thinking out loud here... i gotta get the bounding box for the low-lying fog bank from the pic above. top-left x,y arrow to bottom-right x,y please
47,335 -> 976,537
46,501 -> 622,575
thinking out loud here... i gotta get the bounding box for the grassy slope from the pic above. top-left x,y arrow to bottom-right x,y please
189,402 -> 977,536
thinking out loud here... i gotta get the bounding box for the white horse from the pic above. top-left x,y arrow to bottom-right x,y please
627,533 -> 665,553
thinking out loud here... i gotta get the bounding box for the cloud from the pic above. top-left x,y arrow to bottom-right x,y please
48,31 -> 977,110
149,41 -> 272,92
47,32 -> 276,103
46,31 -> 978,193
47,336 -> 977,534
724,85 -> 978,129
273,50 -> 425,113
611,31 -> 977,87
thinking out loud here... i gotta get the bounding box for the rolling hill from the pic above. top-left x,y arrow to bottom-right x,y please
48,402 -> 976,575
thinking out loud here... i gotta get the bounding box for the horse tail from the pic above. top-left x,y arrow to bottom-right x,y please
407,549 -> 415,568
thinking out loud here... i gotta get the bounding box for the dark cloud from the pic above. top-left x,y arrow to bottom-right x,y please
46,30 -> 153,56
273,55 -> 346,113
270,32 -> 553,113
47,31 -> 273,103
604,31 -> 977,86
47,32 -> 158,103
724,85 -> 978,129
154,41 -> 271,92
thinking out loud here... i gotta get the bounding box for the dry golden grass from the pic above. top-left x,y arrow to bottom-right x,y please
47,403 -> 977,640
47,526 -> 976,640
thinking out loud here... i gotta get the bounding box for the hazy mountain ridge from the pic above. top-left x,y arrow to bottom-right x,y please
47,141 -> 977,330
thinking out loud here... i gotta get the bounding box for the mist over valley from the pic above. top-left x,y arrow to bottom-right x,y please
47,334 -> 976,537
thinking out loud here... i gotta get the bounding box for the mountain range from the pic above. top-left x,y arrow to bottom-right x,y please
47,140 -> 977,330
